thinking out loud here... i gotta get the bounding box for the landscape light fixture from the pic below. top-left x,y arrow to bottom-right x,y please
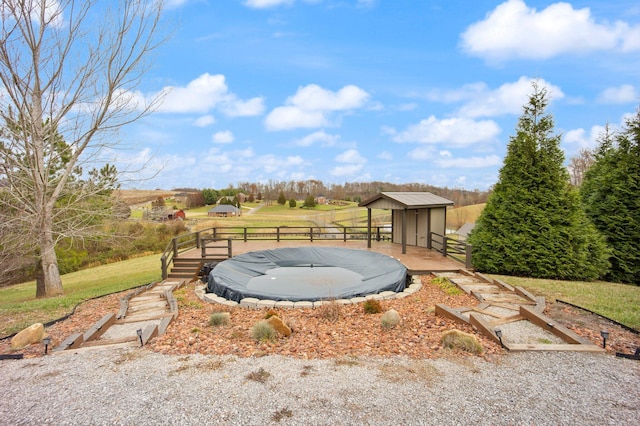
43,336 -> 51,355
600,330 -> 609,348
136,328 -> 143,346
495,328 -> 504,349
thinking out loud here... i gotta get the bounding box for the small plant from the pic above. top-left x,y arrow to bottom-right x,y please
318,299 -> 342,322
246,367 -> 271,383
251,320 -> 277,342
191,327 -> 200,333
363,298 -> 382,314
441,330 -> 483,355
431,276 -> 463,295
264,308 -> 278,319
209,312 -> 230,327
271,407 -> 293,422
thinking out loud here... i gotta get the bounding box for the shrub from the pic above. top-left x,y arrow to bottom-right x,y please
209,312 -> 230,327
363,299 -> 382,314
251,320 -> 277,342
441,330 -> 483,355
318,299 -> 342,322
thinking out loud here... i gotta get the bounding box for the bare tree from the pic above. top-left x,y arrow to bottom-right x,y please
0,0 -> 166,297
568,148 -> 596,187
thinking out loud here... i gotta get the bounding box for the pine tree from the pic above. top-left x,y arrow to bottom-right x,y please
468,84 -> 609,280
581,109 -> 640,284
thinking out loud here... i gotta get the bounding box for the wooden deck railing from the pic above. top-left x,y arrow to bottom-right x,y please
161,225 -> 392,279
428,232 -> 473,269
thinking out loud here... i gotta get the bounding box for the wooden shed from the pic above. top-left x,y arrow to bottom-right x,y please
359,192 -> 454,254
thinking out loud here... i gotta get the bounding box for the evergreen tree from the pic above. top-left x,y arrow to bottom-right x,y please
277,191 -> 287,205
468,85 -> 609,280
581,109 -> 640,284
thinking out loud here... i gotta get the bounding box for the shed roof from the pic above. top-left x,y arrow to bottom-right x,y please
208,205 -> 240,213
359,192 -> 454,209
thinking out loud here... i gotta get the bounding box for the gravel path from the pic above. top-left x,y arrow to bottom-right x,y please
1,348 -> 638,425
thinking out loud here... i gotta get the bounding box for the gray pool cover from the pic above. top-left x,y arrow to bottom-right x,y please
206,246 -> 407,302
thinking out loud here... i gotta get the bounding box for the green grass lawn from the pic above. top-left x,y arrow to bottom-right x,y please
0,254 -> 161,337
492,275 -> 640,331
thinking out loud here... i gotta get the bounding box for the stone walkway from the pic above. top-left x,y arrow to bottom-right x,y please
435,270 -> 605,352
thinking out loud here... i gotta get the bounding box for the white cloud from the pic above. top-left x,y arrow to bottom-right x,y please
378,151 -> 393,161
597,85 -> 638,104
428,77 -> 564,118
330,148 -> 366,177
220,97 -> 265,117
393,116 -> 501,145
435,155 -> 503,169
154,73 -> 263,117
563,125 -> 607,150
293,131 -> 340,147
335,148 -> 366,164
193,115 -> 216,127
407,147 -> 436,161
287,84 -> 369,111
212,130 -> 234,144
244,0 -> 294,8
330,164 -> 364,176
265,84 -> 370,131
460,0 -> 640,61
265,106 -> 328,131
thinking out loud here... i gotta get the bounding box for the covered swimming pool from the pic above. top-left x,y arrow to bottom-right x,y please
206,246 -> 408,303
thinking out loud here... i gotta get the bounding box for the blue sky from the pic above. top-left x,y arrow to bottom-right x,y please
117,0 -> 640,191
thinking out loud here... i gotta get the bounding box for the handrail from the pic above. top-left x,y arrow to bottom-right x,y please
429,232 -> 473,270
161,225 -> 392,279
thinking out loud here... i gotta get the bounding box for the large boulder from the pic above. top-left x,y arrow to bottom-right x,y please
266,316 -> 292,337
11,323 -> 45,350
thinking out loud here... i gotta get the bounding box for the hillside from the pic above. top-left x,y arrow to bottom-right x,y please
446,203 -> 486,230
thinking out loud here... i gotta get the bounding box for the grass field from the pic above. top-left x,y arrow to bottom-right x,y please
0,254 -> 161,337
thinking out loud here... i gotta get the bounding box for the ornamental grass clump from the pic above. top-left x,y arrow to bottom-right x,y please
363,299 -> 382,314
441,329 -> 483,355
318,299 -> 342,322
209,312 -> 230,327
251,320 -> 277,342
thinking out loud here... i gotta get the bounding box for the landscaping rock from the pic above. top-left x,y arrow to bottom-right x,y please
267,316 -> 292,337
381,309 -> 401,328
11,323 -> 45,350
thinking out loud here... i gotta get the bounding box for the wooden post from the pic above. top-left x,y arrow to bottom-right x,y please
310,227 -> 314,242
277,227 -> 280,242
367,209 -> 372,247
195,231 -> 201,248
161,256 -> 168,280
243,228 -> 247,242
401,209 -> 407,254
465,244 -> 473,269
442,237 -> 448,257
427,231 -> 432,249
172,238 -> 178,258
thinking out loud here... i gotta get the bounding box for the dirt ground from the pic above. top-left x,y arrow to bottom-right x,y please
2,276 -> 639,359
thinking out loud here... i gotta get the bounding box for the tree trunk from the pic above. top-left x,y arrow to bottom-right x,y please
36,222 -> 64,298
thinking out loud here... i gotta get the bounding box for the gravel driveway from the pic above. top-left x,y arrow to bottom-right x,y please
1,348 -> 638,425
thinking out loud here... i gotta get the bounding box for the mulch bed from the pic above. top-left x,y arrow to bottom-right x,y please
3,276 -> 639,360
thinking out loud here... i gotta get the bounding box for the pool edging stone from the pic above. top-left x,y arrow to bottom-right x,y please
194,275 -> 423,308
